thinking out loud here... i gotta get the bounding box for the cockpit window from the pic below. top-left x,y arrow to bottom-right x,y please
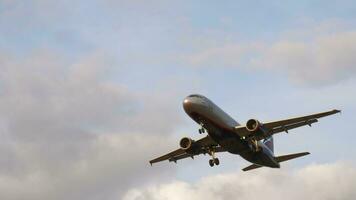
188,94 -> 204,98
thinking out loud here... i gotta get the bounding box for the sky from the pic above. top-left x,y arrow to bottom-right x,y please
0,0 -> 355,199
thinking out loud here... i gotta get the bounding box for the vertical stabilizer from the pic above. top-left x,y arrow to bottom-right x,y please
263,136 -> 274,153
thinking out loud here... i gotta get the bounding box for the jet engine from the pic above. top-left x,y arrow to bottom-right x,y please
180,137 -> 195,150
179,137 -> 199,154
246,119 -> 268,137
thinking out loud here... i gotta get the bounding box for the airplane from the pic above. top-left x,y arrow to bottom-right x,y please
149,94 -> 340,171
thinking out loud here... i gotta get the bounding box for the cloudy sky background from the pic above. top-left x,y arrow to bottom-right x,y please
0,1 -> 355,199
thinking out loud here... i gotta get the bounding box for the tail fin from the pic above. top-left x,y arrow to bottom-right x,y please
263,136 -> 274,153
275,152 -> 310,163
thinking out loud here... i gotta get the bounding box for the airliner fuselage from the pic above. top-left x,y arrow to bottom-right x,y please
183,94 -> 279,168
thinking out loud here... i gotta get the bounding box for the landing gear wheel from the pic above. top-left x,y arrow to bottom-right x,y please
201,128 -> 205,133
214,158 -> 220,165
198,129 -> 202,134
209,159 -> 214,167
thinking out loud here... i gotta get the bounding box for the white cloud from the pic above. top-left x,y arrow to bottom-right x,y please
123,162 -> 356,200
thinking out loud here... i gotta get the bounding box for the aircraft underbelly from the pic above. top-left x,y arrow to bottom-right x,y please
240,149 -> 279,168
205,121 -> 278,167
204,121 -> 247,153
189,108 -> 279,168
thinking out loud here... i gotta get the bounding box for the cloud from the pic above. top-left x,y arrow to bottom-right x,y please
183,42 -> 262,68
0,49 -> 181,199
0,133 -> 177,200
252,31 -> 356,85
1,3 -> 354,199
123,162 -> 356,200
183,23 -> 356,86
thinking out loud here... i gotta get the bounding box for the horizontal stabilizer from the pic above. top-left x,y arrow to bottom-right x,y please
242,164 -> 263,171
275,152 -> 310,163
242,152 -> 310,172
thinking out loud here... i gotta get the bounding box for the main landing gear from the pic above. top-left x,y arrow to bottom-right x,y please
249,139 -> 261,152
208,149 -> 220,167
209,158 -> 220,167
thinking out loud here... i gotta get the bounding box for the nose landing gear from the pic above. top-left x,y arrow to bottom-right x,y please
198,122 -> 206,134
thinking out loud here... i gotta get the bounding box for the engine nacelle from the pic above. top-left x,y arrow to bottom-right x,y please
246,119 -> 268,136
180,137 -> 195,150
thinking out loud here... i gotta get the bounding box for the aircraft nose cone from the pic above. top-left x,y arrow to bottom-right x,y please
183,97 -> 194,113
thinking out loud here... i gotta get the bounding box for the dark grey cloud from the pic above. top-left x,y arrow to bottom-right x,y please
0,50 -> 181,200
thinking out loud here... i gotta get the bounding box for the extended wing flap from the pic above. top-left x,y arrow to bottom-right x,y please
269,119 -> 318,135
264,109 -> 340,130
169,154 -> 192,163
150,149 -> 185,165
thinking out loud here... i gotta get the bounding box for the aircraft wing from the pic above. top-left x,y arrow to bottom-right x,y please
235,109 -> 341,140
149,136 -> 224,165
264,109 -> 341,130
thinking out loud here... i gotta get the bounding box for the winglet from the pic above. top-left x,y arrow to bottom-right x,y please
333,109 -> 341,114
